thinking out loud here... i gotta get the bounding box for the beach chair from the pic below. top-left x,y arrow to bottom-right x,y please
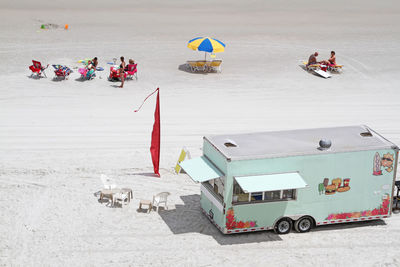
126,63 -> 138,80
196,60 -> 207,72
327,64 -> 343,72
187,61 -> 197,72
78,67 -> 96,80
29,60 -> 48,78
113,192 -> 130,207
52,65 -> 72,80
209,60 -> 222,72
100,174 -> 117,190
152,192 -> 170,212
302,61 -> 320,71
99,174 -> 119,206
108,66 -> 120,81
205,61 -> 212,71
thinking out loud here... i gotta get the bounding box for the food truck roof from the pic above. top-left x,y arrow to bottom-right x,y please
204,125 -> 397,161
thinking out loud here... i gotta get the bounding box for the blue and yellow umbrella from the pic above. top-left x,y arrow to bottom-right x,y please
187,37 -> 226,53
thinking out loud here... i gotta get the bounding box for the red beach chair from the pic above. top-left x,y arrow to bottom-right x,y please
29,60 -> 49,78
108,65 -> 121,81
126,63 -> 138,80
53,65 -> 72,80
108,63 -> 138,81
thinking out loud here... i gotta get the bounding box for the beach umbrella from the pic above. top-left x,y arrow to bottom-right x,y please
187,37 -> 226,59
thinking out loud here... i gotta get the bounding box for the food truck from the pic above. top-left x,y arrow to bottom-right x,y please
180,125 -> 399,234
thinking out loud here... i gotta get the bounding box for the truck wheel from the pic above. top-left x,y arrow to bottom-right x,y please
294,217 -> 313,233
274,218 -> 292,234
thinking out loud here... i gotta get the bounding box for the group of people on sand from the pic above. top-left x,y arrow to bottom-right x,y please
114,56 -> 136,88
80,56 -> 136,88
307,51 -> 336,66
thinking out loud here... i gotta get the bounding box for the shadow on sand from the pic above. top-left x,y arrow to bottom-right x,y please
128,172 -> 161,178
51,77 -> 69,82
158,194 -> 282,245
75,77 -> 88,82
178,63 -> 208,75
298,64 -> 339,77
158,194 -> 389,245
27,75 -> 45,80
298,64 -> 321,78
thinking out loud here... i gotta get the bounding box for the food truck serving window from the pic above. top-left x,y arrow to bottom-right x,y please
204,177 -> 225,201
232,172 -> 307,204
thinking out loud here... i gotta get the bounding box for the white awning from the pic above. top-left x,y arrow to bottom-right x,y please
235,172 -> 308,193
179,156 -> 223,183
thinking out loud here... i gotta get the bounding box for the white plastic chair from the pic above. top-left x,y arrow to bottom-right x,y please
113,192 -> 129,207
152,192 -> 170,212
100,174 -> 117,189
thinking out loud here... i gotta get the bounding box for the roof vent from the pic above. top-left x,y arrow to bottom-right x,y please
318,139 -> 331,150
224,139 -> 237,148
360,130 -> 373,137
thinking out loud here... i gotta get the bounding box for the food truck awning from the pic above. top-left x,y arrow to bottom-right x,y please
179,156 -> 224,183
234,172 -> 308,193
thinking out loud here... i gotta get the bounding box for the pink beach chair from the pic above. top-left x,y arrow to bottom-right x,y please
78,67 -> 95,80
125,63 -> 138,80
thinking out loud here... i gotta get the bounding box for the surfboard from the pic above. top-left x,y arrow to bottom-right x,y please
313,69 -> 332,79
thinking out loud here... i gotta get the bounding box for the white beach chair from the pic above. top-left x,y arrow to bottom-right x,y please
113,192 -> 129,207
152,192 -> 170,212
100,174 -> 117,189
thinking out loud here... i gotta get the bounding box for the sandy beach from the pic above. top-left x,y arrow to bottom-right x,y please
1,0 -> 400,266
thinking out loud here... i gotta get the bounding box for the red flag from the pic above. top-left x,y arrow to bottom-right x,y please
150,89 -> 160,176
134,88 -> 160,177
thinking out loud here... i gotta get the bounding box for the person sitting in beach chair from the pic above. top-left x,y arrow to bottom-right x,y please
52,65 -> 72,80
125,59 -> 138,80
78,57 -> 97,80
320,51 -> 336,66
320,51 -> 343,72
307,52 -> 319,66
88,57 -> 98,71
78,64 -> 96,80
303,52 -> 321,71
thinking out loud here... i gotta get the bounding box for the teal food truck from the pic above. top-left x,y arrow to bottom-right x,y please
180,126 -> 399,234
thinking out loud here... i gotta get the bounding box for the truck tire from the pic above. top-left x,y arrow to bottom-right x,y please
274,218 -> 292,234
294,216 -> 313,233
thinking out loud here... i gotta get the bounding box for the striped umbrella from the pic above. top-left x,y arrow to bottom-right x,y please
187,37 -> 226,59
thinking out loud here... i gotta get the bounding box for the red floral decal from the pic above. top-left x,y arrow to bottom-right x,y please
225,208 -> 257,229
325,196 -> 390,220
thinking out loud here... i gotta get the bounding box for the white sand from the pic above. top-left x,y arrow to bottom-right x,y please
1,0 -> 400,265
